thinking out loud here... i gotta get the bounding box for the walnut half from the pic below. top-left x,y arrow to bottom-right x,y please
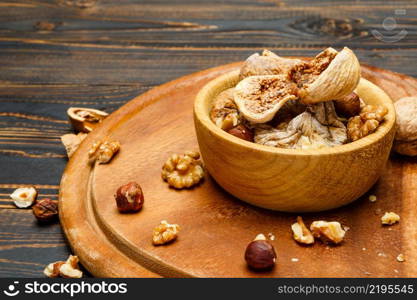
291,216 -> 315,245
161,151 -> 204,189
347,104 -> 388,141
152,220 -> 180,245
88,140 -> 120,164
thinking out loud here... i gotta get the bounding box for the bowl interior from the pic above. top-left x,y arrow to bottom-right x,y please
194,70 -> 396,156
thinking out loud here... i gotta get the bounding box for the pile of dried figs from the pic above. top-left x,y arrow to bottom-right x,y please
210,47 -> 388,150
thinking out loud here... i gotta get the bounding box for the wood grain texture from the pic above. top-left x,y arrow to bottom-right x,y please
60,63 -> 416,277
1,0 -> 416,277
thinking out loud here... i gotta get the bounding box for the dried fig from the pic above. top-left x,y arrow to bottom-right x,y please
234,75 -> 298,123
210,88 -> 240,131
292,47 -> 361,104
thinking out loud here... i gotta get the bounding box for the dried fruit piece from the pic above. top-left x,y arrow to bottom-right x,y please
244,233 -> 276,270
67,107 -> 108,133
393,97 -> 417,156
381,212 -> 400,225
227,124 -> 254,142
291,216 -> 314,245
32,199 -> 58,222
234,75 -> 298,123
61,132 -> 87,158
310,221 -> 346,244
347,104 -> 388,141
210,88 -> 240,131
115,182 -> 144,213
10,187 -> 37,208
161,151 -> 204,189
333,92 -> 361,118
152,220 -> 180,245
254,102 -> 347,149
88,140 -> 120,164
240,49 -> 301,79
292,47 -> 361,104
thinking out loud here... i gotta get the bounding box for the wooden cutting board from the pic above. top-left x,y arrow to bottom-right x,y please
59,62 -> 417,278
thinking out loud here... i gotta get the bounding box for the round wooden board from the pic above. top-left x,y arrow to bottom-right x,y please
59,62 -> 417,278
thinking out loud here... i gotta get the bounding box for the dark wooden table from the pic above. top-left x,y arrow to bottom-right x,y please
0,0 -> 415,278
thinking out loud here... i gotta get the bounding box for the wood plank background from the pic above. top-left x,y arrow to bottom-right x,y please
0,0 -> 416,277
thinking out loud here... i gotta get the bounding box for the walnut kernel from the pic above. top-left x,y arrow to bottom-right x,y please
152,220 -> 180,245
347,104 -> 388,142
88,140 -> 120,164
44,255 -> 82,278
291,216 -> 315,245
310,221 -> 346,244
161,151 -> 204,189
10,187 -> 37,208
381,212 -> 400,225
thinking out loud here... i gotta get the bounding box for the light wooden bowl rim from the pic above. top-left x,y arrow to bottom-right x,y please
194,70 -> 396,156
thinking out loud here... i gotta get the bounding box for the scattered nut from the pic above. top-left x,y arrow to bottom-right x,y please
44,255 -> 82,278
244,233 -> 276,270
393,97 -> 417,156
227,124 -> 254,142
161,151 -> 204,189
333,92 -> 361,118
396,253 -> 405,262
369,195 -> 377,202
88,140 -> 120,164
10,187 -> 37,208
291,216 -> 315,245
32,199 -> 58,223
60,132 -> 87,158
310,221 -> 346,244
115,182 -> 144,213
67,107 -> 108,133
381,212 -> 400,225
152,220 -> 180,245
43,261 -> 65,278
59,255 -> 83,278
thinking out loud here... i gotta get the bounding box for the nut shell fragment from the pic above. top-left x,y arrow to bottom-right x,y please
67,107 -> 108,133
61,132 -> 87,158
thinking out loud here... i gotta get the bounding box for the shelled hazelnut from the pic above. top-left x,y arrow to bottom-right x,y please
10,186 -> 37,208
115,182 -> 144,213
227,124 -> 254,142
32,199 -> 58,223
244,234 -> 276,270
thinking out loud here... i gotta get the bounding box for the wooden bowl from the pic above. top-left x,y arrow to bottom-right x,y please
194,70 -> 396,212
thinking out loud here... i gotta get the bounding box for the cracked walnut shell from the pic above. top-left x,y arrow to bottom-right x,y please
152,220 -> 180,245
161,151 -> 204,189
67,107 -> 108,133
310,221 -> 346,244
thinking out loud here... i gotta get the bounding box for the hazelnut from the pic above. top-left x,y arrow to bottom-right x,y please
10,186 -> 37,208
333,92 -> 360,117
115,182 -> 144,213
227,124 -> 254,142
244,234 -> 276,270
32,199 -> 58,222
